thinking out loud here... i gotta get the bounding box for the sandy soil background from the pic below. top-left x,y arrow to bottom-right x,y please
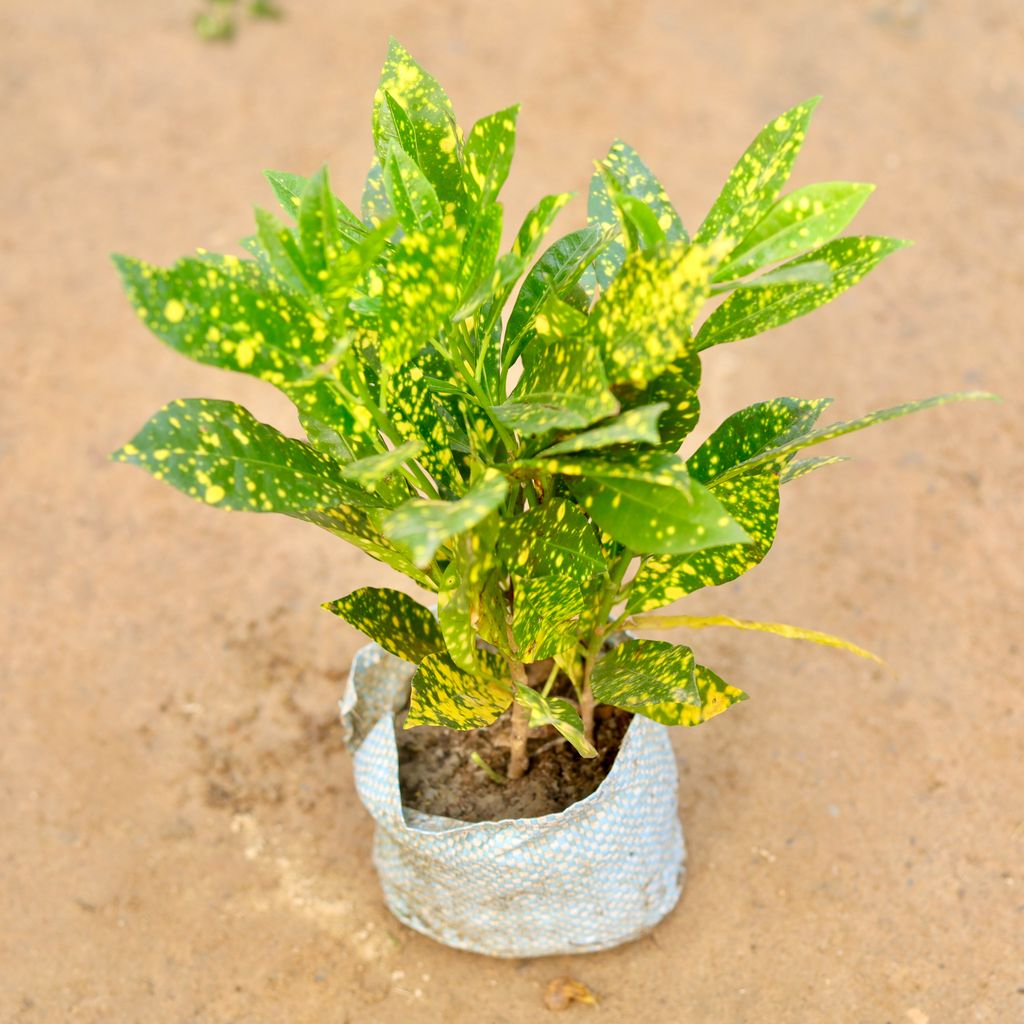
3,1 -> 1022,1021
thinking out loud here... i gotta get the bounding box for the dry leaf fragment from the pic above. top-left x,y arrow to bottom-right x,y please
544,976 -> 599,1011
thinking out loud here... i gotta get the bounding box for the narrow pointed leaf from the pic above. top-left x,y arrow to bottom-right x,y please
539,403 -> 667,456
588,240 -> 718,388
715,181 -> 874,282
613,353 -> 702,452
297,166 -> 343,280
462,105 -> 518,214
498,499 -> 605,580
337,440 -> 424,487
323,587 -> 446,663
630,613 -> 882,663
780,454 -> 850,483
406,650 -> 512,730
382,468 -> 509,566
383,146 -> 443,232
696,97 -> 820,249
696,236 -> 910,350
591,638 -> 701,724
113,398 -> 379,514
264,169 -> 368,246
513,686 -> 597,757
511,573 -> 601,662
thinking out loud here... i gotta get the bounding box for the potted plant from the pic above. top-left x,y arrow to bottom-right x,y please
113,40 -> 993,957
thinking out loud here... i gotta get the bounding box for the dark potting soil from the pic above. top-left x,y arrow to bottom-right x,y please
395,662 -> 632,822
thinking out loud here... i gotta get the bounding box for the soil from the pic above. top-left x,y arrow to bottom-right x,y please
3,3 -> 1022,1023
396,704 -> 631,822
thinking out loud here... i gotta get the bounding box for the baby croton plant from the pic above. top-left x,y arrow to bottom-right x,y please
114,41 -> 991,782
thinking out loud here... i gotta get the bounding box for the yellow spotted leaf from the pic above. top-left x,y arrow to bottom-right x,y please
323,587 -> 446,664
406,650 -> 513,730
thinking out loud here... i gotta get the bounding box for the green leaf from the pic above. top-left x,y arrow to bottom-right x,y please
462,105 -> 518,214
511,573 -> 600,661
370,227 -> 461,369
532,454 -> 750,556
612,353 -> 702,452
504,226 -> 608,366
682,664 -> 749,727
780,454 -> 850,483
587,240 -> 717,388
630,613 -> 882,663
254,206 -> 318,298
695,97 -> 820,249
688,397 -> 832,484
513,686 -> 597,757
611,193 -> 668,251
498,498 -> 605,580
626,468 -> 779,612
458,203 -> 503,304
296,166 -> 343,282
696,236 -> 910,350
383,146 -> 443,232
337,440 -> 424,487
373,39 -> 463,212
715,181 -> 874,282
406,650 -> 512,730
588,140 -> 688,288
264,169 -> 368,247
712,260 -> 832,293
322,587 -> 446,663
539,403 -> 667,456
113,398 -> 379,514
712,392 -> 998,485
382,468 -> 509,566
361,158 -> 394,227
494,332 -> 619,435
590,639 -> 701,724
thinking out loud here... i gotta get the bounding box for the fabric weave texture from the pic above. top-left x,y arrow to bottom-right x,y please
341,641 -> 686,957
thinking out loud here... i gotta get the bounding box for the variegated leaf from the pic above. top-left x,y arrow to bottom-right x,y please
780,454 -> 850,483
462,105 -> 518,215
322,587 -> 446,664
539,403 -> 667,456
511,573 -> 600,662
612,353 -> 702,452
383,146 -> 443,232
372,39 -> 463,214
712,392 -> 997,485
504,226 -> 607,367
494,332 -> 619,435
626,468 -> 778,612
113,398 -> 380,514
696,236 -> 910,350
513,686 -> 597,757
590,638 -> 701,724
361,158 -> 394,227
588,140 -> 687,288
587,240 -> 717,388
406,650 -> 512,730
370,228 -> 461,369
676,664 -> 749,726
497,499 -> 605,581
337,440 -> 424,487
695,97 -> 820,250
264,168 -> 368,247
382,468 -> 509,567
715,181 -> 874,282
630,613 -> 882,662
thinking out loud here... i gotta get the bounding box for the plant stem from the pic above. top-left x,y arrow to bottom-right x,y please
580,547 -> 634,741
507,696 -> 530,781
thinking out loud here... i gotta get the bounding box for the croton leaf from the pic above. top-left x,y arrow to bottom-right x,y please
370,227 -> 461,369
458,203 -> 503,306
504,226 -> 607,367
590,638 -> 701,724
113,398 -> 380,514
382,468 -> 509,567
696,236 -> 910,350
630,613 -> 882,663
680,664 -> 749,726
322,587 -> 446,664
494,331 -> 619,435
688,397 -> 832,484
695,97 -> 820,250
715,181 -> 874,282
711,392 -> 996,484
587,240 -> 717,389
626,467 -> 779,612
264,168 -> 369,248
254,206 -> 318,299
780,454 -> 850,483
539,403 -> 667,456
497,498 -> 605,580
613,353 -> 702,452
587,140 -> 688,288
372,38 -> 463,213
361,158 -> 394,227
513,686 -> 597,758
337,440 -> 424,487
406,649 -> 513,730
525,453 -> 750,556
511,573 -> 600,662
296,166 -> 345,283
462,105 -> 518,215
383,146 -> 443,232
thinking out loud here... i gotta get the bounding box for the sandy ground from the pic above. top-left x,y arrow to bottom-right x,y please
2,1 -> 1022,1021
